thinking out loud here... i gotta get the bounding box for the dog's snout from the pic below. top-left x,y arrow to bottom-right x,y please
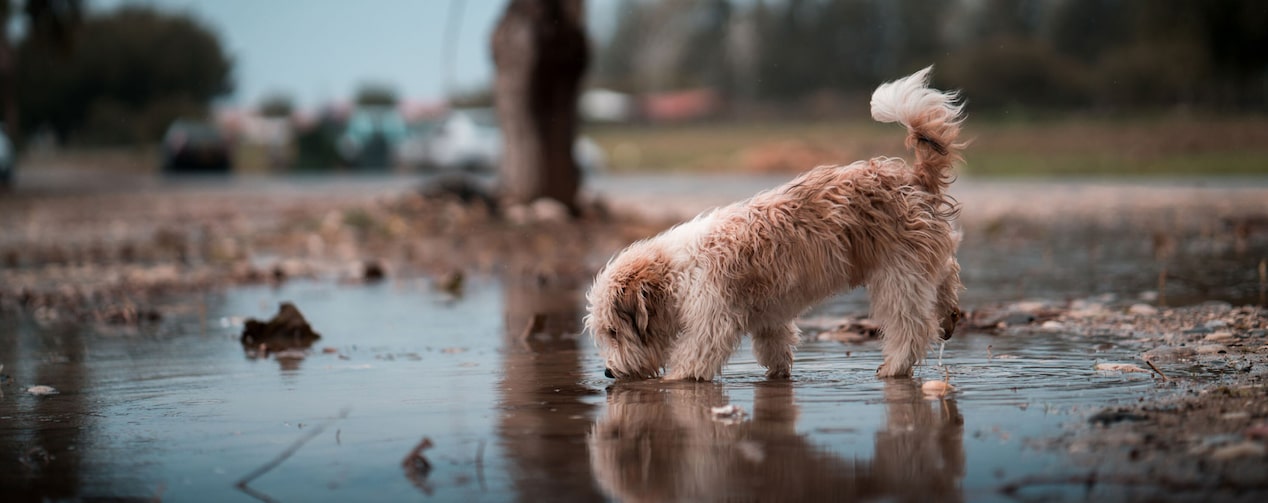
604,368 -> 615,379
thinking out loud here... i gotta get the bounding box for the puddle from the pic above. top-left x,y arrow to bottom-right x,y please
1,275 -> 1182,502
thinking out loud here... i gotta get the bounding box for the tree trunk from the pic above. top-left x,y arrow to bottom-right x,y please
491,0 -> 589,213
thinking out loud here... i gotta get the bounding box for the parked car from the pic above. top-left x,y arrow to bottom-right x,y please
337,106 -> 409,169
161,120 -> 233,173
0,128 -> 14,188
398,108 -> 605,174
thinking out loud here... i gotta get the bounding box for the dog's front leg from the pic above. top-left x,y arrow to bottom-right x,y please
753,321 -> 800,379
663,304 -> 742,381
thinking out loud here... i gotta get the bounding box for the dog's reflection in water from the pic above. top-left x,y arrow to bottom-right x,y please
588,380 -> 964,502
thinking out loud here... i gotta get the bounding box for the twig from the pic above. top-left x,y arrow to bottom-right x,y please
518,313 -> 544,343
235,407 -> 350,500
1144,359 -> 1169,381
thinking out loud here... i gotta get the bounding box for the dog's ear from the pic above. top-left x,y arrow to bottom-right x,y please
617,284 -> 651,338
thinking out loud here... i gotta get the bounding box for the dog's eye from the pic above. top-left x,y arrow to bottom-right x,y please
607,328 -> 617,337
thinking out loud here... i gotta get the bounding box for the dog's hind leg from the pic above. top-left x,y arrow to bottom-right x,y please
753,321 -> 800,379
869,264 -> 939,378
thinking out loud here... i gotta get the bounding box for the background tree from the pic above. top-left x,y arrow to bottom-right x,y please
491,0 -> 589,212
16,6 -> 231,145
354,84 -> 398,108
258,93 -> 295,119
0,0 -> 83,144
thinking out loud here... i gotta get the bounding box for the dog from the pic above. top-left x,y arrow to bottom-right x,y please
585,66 -> 965,381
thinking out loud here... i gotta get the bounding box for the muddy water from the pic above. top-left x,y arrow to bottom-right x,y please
2,276 -> 1173,502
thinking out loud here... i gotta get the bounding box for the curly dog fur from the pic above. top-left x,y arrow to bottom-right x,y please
586,66 -> 965,381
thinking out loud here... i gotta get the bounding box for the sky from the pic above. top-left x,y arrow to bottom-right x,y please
93,0 -> 617,109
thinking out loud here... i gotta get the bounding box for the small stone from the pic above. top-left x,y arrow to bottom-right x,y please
1128,304 -> 1159,316
1204,332 -> 1234,343
1194,344 -> 1229,355
1209,441 -> 1266,461
1094,363 -> 1149,373
1204,319 -> 1230,330
1040,320 -> 1065,331
1142,346 -> 1196,362
27,385 -> 59,396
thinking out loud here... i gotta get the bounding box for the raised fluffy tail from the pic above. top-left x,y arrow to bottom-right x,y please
870,66 -> 964,196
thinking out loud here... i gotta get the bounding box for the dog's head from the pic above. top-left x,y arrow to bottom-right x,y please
585,247 -> 675,380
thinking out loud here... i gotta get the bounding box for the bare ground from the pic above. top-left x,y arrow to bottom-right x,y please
2,172 -> 1268,495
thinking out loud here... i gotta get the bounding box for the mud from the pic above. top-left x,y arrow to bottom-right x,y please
1,172 -> 1267,501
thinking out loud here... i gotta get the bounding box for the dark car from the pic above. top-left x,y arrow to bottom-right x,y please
161,120 -> 233,173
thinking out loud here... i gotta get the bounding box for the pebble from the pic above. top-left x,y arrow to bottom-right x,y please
1128,304 -> 1159,316
1204,319 -> 1230,330
1040,320 -> 1065,331
1094,363 -> 1149,373
1142,346 -> 1196,362
27,385 -> 59,396
1194,344 -> 1229,355
1209,441 -> 1266,461
1204,331 -> 1235,343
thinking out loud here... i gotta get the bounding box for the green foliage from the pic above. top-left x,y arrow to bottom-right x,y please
596,0 -> 1268,114
355,84 -> 398,108
16,6 -> 232,145
258,94 -> 295,119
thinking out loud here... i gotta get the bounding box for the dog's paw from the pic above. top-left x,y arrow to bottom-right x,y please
765,367 -> 792,380
875,362 -> 914,379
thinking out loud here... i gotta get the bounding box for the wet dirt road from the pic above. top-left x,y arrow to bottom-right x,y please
2,171 -> 1268,501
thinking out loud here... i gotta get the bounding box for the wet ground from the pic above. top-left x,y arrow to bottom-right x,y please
2,171 -> 1268,501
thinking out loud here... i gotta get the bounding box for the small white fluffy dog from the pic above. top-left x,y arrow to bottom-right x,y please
586,66 -> 965,381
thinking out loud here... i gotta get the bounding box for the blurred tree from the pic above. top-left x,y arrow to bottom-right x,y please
258,93 -> 294,119
355,84 -> 398,108
0,0 -> 83,143
492,0 -> 588,213
16,6 -> 231,145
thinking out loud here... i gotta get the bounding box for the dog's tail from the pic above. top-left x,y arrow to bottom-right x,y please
870,65 -> 964,197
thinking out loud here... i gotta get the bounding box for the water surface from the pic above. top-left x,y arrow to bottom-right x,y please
2,277 -> 1170,502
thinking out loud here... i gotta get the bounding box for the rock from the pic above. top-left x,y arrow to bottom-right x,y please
530,198 -> 572,224
1204,319 -> 1230,330
1040,320 -> 1065,331
1128,304 -> 1159,316
1204,331 -> 1235,343
241,302 -> 321,348
1209,441 -> 1266,461
362,260 -> 386,282
1194,344 -> 1229,355
1088,409 -> 1148,425
1094,363 -> 1149,373
1142,346 -> 1197,362
27,385 -> 59,396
